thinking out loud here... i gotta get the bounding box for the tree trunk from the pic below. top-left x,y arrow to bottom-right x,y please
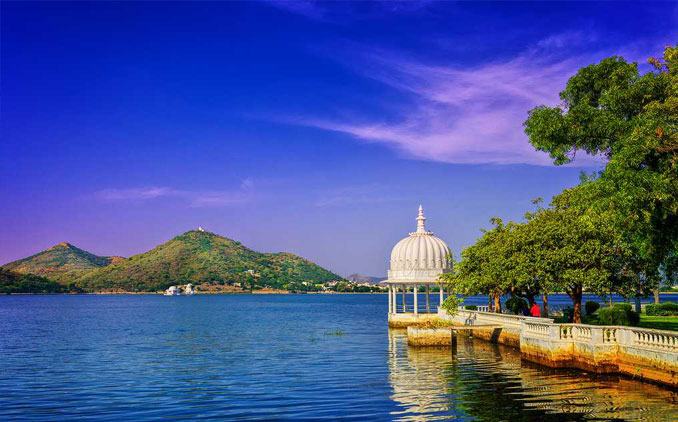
634,296 -> 642,313
488,294 -> 494,312
542,292 -> 549,317
525,294 -> 536,307
654,289 -> 660,305
494,294 -> 502,314
570,285 -> 583,323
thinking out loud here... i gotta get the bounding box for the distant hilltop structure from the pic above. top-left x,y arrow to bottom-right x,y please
198,227 -> 205,232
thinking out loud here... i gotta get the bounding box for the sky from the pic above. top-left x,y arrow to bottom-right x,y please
2,1 -> 677,277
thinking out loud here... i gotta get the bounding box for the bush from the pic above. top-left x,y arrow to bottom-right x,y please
646,302 -> 678,316
585,301 -> 601,315
597,307 -> 640,326
646,304 -> 657,316
614,303 -> 632,312
562,307 -> 574,323
442,296 -> 463,317
506,297 -> 528,315
464,305 -> 478,310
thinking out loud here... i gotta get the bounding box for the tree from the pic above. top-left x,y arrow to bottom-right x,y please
443,218 -> 514,313
525,43 -> 678,305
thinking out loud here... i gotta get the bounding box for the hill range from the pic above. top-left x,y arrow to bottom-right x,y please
1,230 -> 343,293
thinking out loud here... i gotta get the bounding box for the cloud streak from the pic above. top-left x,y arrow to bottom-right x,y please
95,179 -> 254,207
288,33 -> 614,166
314,183 -> 405,207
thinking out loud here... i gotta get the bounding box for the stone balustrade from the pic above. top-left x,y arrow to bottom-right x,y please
423,308 -> 678,388
518,319 -> 678,387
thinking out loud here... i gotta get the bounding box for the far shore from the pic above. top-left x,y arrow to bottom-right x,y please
1,290 -> 390,296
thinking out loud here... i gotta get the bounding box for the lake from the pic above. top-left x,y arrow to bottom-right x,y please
1,294 -> 677,421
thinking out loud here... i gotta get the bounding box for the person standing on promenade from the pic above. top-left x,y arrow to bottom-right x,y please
530,302 -> 541,317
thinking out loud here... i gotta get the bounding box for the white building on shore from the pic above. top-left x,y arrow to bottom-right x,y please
382,206 -> 452,320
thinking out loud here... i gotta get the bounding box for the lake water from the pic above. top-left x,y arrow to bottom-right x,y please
2,294 -> 678,421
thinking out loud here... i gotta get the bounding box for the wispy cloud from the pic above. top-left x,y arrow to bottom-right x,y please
263,0 -> 435,22
284,32 -> 619,166
314,183 -> 404,207
95,179 -> 255,207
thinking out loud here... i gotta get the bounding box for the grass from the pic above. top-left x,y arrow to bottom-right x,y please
553,313 -> 678,331
637,315 -> 678,332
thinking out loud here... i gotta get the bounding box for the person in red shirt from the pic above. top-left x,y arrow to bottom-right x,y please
530,302 -> 541,317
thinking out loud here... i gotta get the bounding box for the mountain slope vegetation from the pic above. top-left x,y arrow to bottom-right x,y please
2,242 -> 123,284
74,230 -> 343,292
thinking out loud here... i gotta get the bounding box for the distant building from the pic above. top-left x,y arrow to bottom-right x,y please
165,286 -> 181,296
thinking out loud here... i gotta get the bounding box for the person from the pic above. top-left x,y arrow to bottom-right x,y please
530,302 -> 541,317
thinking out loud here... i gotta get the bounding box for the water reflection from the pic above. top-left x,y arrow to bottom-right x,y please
388,330 -> 678,421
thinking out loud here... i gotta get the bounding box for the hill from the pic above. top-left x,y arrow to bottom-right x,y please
2,242 -> 123,284
74,230 -> 343,292
0,268 -> 67,294
346,274 -> 385,284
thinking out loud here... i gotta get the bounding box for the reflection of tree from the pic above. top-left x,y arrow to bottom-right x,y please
387,330 -> 678,422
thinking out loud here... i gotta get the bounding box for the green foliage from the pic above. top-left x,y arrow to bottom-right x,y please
525,43 -> 678,297
441,295 -> 463,316
614,303 -> 632,312
464,305 -> 478,310
1,242 -> 121,284
562,307 -> 574,323
71,230 -> 343,292
598,307 -> 640,326
0,268 -> 67,294
505,296 -> 528,315
646,302 -> 678,316
585,301 -> 601,315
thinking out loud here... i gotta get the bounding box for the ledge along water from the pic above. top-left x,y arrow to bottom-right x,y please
398,306 -> 678,389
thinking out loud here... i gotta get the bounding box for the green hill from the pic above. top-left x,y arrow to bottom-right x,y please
2,242 -> 123,284
0,268 -> 68,294
74,230 -> 343,292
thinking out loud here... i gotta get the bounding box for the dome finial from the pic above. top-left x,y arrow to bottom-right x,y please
416,204 -> 426,233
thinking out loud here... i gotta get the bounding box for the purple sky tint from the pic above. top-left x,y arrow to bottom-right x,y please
2,1 -> 677,276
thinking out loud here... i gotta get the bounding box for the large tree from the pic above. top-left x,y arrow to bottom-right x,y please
525,43 -> 678,303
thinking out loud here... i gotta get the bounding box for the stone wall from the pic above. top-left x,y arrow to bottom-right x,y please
520,320 -> 678,387
388,312 -> 441,328
407,327 -> 453,346
420,308 -> 678,388
437,308 -> 552,349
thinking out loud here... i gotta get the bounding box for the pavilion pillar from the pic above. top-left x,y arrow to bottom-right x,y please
392,286 -> 397,313
439,286 -> 444,310
402,285 -> 407,313
413,284 -> 418,314
388,285 -> 393,314
425,285 -> 430,313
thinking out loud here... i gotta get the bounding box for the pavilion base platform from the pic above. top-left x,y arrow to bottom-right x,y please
407,325 -> 500,347
388,313 -> 442,328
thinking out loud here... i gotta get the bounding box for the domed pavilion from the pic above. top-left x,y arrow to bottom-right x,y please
382,206 -> 452,319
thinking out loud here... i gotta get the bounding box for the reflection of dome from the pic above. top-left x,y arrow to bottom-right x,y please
387,205 -> 451,281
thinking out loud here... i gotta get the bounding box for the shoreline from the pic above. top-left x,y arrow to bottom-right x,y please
1,291 -> 389,296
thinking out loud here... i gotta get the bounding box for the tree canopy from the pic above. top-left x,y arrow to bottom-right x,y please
444,43 -> 678,323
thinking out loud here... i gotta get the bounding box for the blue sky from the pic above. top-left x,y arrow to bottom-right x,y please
2,1 -> 677,276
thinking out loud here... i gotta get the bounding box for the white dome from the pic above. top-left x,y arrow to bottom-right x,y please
387,205 -> 451,281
